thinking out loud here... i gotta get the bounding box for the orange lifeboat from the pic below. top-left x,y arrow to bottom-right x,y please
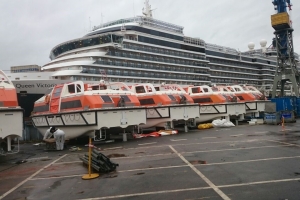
183,85 -> 246,123
108,82 -> 200,130
0,70 -> 23,155
183,85 -> 228,104
31,81 -> 146,140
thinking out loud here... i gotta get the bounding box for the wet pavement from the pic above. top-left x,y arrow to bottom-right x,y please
1,122 -> 300,200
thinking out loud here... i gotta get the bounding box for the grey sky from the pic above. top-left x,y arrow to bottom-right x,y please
0,0 -> 299,71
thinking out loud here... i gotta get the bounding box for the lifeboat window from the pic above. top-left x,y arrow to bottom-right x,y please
33,105 -> 49,112
212,87 -> 218,92
191,88 -> 199,93
194,98 -> 213,103
101,95 -> 113,103
68,84 -> 75,93
235,87 -> 241,91
120,95 -> 131,102
203,88 -> 209,92
77,84 -> 82,92
92,85 -> 100,90
53,88 -> 62,97
168,95 -> 176,101
136,86 -> 146,93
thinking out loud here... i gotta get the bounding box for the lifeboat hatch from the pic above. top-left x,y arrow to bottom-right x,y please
50,85 -> 63,113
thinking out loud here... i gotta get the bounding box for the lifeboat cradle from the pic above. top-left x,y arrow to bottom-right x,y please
0,70 -> 23,155
228,85 -> 267,118
31,81 -> 146,142
109,83 -> 200,132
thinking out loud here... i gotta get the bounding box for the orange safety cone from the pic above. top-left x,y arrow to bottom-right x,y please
281,116 -> 285,132
82,137 -> 99,180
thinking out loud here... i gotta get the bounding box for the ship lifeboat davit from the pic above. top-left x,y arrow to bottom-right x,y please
31,81 -> 146,140
226,85 -> 268,117
0,70 -> 23,155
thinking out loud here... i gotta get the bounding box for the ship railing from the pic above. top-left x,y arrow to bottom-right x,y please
205,43 -> 239,54
92,16 -> 184,34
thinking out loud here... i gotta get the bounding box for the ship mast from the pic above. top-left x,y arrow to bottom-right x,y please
142,0 -> 153,18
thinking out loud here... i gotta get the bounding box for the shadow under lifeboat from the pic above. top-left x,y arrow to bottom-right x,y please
226,85 -> 267,117
0,70 -> 23,155
183,85 -> 245,123
31,81 -> 146,140
109,82 -> 200,131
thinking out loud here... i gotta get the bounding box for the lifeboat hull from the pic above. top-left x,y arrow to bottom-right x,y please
32,107 -> 146,140
140,104 -> 200,128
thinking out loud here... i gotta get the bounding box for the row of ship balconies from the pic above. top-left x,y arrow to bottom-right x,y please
96,59 -> 209,74
123,43 -> 206,61
107,49 -> 207,68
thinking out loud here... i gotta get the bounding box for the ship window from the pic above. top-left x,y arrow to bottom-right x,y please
136,86 -> 146,93
77,84 -> 81,92
68,84 -> 75,93
101,95 -> 113,103
191,87 -> 199,93
193,98 -> 213,103
168,95 -> 176,101
53,88 -> 62,97
203,88 -> 209,92
120,95 -> 131,102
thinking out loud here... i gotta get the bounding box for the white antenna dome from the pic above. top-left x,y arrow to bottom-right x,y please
248,42 -> 255,50
260,39 -> 267,47
99,80 -> 105,85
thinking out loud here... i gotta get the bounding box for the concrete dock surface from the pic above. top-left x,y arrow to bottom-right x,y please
1,122 -> 300,200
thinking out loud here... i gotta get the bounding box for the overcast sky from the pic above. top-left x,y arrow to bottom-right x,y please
0,0 -> 299,71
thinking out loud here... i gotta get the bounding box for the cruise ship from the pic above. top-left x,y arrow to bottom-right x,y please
6,0 -> 299,119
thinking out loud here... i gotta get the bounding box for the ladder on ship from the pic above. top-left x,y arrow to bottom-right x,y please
100,70 -> 111,88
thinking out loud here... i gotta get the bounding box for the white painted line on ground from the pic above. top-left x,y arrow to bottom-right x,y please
113,153 -> 174,159
100,139 -> 262,151
196,155 -> 300,166
117,164 -> 188,173
230,134 -> 244,137
30,174 -> 82,180
138,142 -> 157,146
267,140 -> 300,148
53,161 -> 82,165
0,154 -> 68,199
202,137 -> 218,139
218,177 -> 300,188
29,154 -> 300,182
170,139 -> 187,142
169,145 -> 231,200
76,186 -> 211,200
52,153 -> 175,165
30,165 -> 190,181
182,144 -> 292,154
104,147 -> 123,150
